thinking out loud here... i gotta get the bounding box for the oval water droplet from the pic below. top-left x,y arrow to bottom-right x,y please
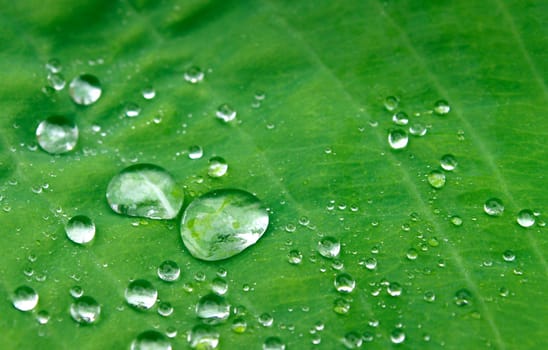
70,285 -> 84,298
36,116 -> 78,154
317,236 -> 340,259
484,198 -> 504,217
187,325 -> 219,349
180,189 -> 269,261
406,248 -> 418,260
341,331 -> 362,349
333,298 -> 351,314
65,215 -> 95,244
12,286 -> 39,311
392,112 -> 409,126
48,73 -> 66,91
334,273 -> 355,293
207,156 -> 228,177
388,129 -> 409,150
409,123 -> 427,136
517,209 -> 535,228
36,310 -> 50,325
69,74 -> 102,105
232,317 -> 247,333
387,282 -> 402,297
157,301 -> 173,317
287,249 -> 303,265
70,295 -> 101,324
131,330 -> 172,350
390,329 -> 406,344
124,102 -> 142,118
258,312 -> 274,327
427,170 -> 446,189
184,66 -> 204,84
215,104 -> 236,122
46,58 -> 62,73
440,154 -> 457,171
142,87 -> 156,100
195,293 -> 230,324
502,250 -> 515,262
450,215 -> 463,226
263,336 -> 286,350
157,260 -> 180,282
211,277 -> 228,295
383,96 -> 399,112
188,145 -> 203,160
106,164 -> 183,220
125,279 -> 158,310
454,288 -> 472,306
434,99 -> 451,115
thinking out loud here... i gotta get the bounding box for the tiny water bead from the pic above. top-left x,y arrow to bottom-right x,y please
180,189 -> 269,261
406,248 -> 418,260
454,288 -> 472,306
12,286 -> 39,311
216,103 -> 236,122
517,209 -> 535,228
433,99 -> 451,115
484,198 -> 504,216
36,116 -> 78,154
450,215 -> 463,226
263,336 -> 286,350
157,260 -> 180,282
188,145 -> 203,160
387,282 -> 402,296
392,112 -> 409,126
125,279 -> 158,310
195,293 -> 230,324
65,215 -> 95,244
208,156 -> 228,178
388,129 -> 409,150
341,331 -> 362,349
440,154 -> 458,171
287,249 -> 303,264
70,296 -> 101,324
106,164 -> 183,220
124,102 -> 142,118
383,96 -> 399,112
69,74 -> 102,105
317,236 -> 340,259
334,273 -> 355,293
427,170 -> 446,189
184,66 -> 205,84
131,330 -> 172,350
188,325 -> 219,349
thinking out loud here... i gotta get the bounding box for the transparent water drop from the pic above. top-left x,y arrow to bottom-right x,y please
502,250 -> 515,262
484,198 -> 504,217
341,331 -> 362,349
125,279 -> 158,310
427,170 -> 446,189
334,273 -> 355,293
254,90 -> 266,100
36,116 -> 78,154
388,129 -> 409,150
362,331 -> 374,343
440,154 -> 458,171
157,260 -> 180,282
12,286 -> 39,311
409,123 -> 427,136
166,327 -> 177,338
392,112 -> 409,126
434,99 -> 451,115
406,248 -> 418,260
196,293 -> 230,324
131,330 -> 172,350
317,236 -> 340,259
211,277 -> 228,295
263,336 -> 286,350
499,287 -> 509,297
48,73 -> 66,91
232,317 -> 248,333
124,102 -> 142,118
216,103 -> 236,122
187,325 -> 219,349
454,288 -> 472,306
142,87 -> 156,100
70,295 -> 101,324
333,298 -> 350,314
517,209 -> 535,228
69,74 -> 102,105
207,156 -> 228,177
450,215 -> 463,226
188,145 -> 203,160
390,329 -> 406,344
364,257 -> 377,270
258,312 -> 274,327
424,291 -> 436,302
384,96 -> 399,112
157,301 -> 173,317
184,66 -> 204,84
288,249 -> 303,265
387,282 -> 402,296
46,58 -> 62,73
65,215 -> 95,244
180,189 -> 269,261
106,164 -> 183,220
36,310 -> 50,325
70,285 -> 84,298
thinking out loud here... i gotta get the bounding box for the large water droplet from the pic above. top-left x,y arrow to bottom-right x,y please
208,156 -> 228,178
517,209 -> 535,227
334,273 -> 355,293
195,293 -> 230,324
427,170 -> 446,189
106,164 -> 183,220
70,296 -> 101,324
188,325 -> 219,349
263,336 -> 286,350
388,129 -> 409,150
180,189 -> 269,261
157,260 -> 180,282
125,279 -> 158,310
36,116 -> 78,154
484,198 -> 504,216
12,286 -> 38,311
184,66 -> 205,84
65,215 -> 95,244
434,99 -> 451,115
69,74 -> 102,105
131,330 -> 172,350
440,154 -> 457,171
317,236 -> 340,259
216,104 -> 236,122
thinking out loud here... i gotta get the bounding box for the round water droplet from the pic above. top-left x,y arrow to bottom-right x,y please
131,330 -> 172,350
341,331 -> 362,349
65,215 -> 95,244
211,277 -> 228,295
333,298 -> 350,315
409,123 -> 427,136
232,317 -> 247,333
69,74 -> 102,105
427,170 -> 446,189
384,96 -> 399,112
434,99 -> 451,115
124,102 -> 142,118
184,66 -> 204,84
142,87 -> 156,100
188,145 -> 203,160
392,112 -> 409,126
517,209 -> 535,228
215,104 -> 236,122
440,154 -> 457,171
70,295 -> 101,324
180,189 -> 269,261
125,279 -> 158,310
36,310 -> 50,325
48,73 -> 66,91
317,236 -> 340,259
390,329 -> 406,344
46,59 -> 62,73
288,249 -> 303,265
424,291 -> 436,302
263,336 -> 286,350
157,301 -> 173,317
454,288 -> 472,306
36,116 -> 78,154
387,282 -> 402,296
388,129 -> 409,150
106,164 -> 183,220
502,250 -> 515,262
196,293 -> 230,324
157,260 -> 180,282
364,257 -> 377,270
70,285 -> 84,298
484,198 -> 504,217
187,325 -> 219,349
450,215 -> 463,226
406,248 -> 418,260
208,156 -> 228,178
258,312 -> 274,327
12,286 -> 38,311
334,273 -> 355,293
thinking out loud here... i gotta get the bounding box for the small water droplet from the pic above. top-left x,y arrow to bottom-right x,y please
45,59 -> 62,73
166,327 -> 177,338
36,116 -> 78,154
142,87 -> 156,100
499,287 -> 509,297
341,331 -> 362,349
288,249 -> 303,265
388,129 -> 409,150
70,295 -> 101,324
65,215 -> 95,244
450,215 -> 463,226
211,277 -> 228,295
333,298 -> 351,314
70,285 -> 84,298
216,103 -> 236,122
440,154 -> 457,171
364,257 -> 377,270
384,96 -> 399,111
424,291 -> 436,302
454,288 -> 472,306
157,260 -> 180,282
502,250 -> 515,262
434,100 -> 451,115
484,198 -> 504,217
207,156 -> 228,177
232,317 -> 247,333
406,248 -> 418,260
69,74 -> 102,105
12,286 -> 39,311
258,312 -> 274,327
125,279 -> 158,310
390,329 -> 406,344
254,90 -> 266,100
196,293 -> 230,324
409,123 -> 427,136
317,237 -> 340,259
36,310 -> 50,325
131,330 -> 172,350
427,170 -> 446,189
263,336 -> 285,350
392,112 -> 409,126
387,282 -> 402,297
124,102 -> 142,118
517,209 -> 535,228
48,73 -> 66,91
184,66 -> 205,84
188,145 -> 203,160
334,273 -> 355,293
157,301 -> 173,317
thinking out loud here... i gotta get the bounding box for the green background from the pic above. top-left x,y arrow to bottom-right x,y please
0,0 -> 546,349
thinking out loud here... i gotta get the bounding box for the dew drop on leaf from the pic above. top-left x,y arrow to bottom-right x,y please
36,116 -> 78,155
36,310 -> 50,325
406,248 -> 418,260
392,111 -> 409,125
258,312 -> 274,327
502,250 -> 516,262
211,277 -> 229,295
216,103 -> 236,122
70,285 -> 84,298
125,279 -> 158,310
387,282 -> 402,297
157,301 -> 173,317
450,215 -> 463,226
12,286 -> 38,312
434,99 -> 451,115
195,293 -> 230,324
390,329 -> 406,344
141,87 -> 156,100
517,209 -> 535,227
232,317 -> 247,333
124,102 -> 142,118
47,73 -> 66,91
187,325 -> 219,349
287,249 -> 303,265
440,154 -> 458,171
45,58 -> 62,73
184,66 -> 204,84
388,129 -> 409,150
131,330 -> 172,350
65,215 -> 95,244
263,336 -> 286,350
484,198 -> 504,216
208,156 -> 228,177
383,95 -> 399,111
333,298 -> 351,314
409,122 -> 427,136
69,74 -> 102,105
157,260 -> 180,282
317,236 -> 340,259
334,273 -> 355,293
70,295 -> 101,324
341,331 -> 362,349
454,288 -> 472,306
188,145 -> 203,160
427,170 -> 446,189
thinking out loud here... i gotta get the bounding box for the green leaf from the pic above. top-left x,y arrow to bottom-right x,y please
1,0 -> 546,349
